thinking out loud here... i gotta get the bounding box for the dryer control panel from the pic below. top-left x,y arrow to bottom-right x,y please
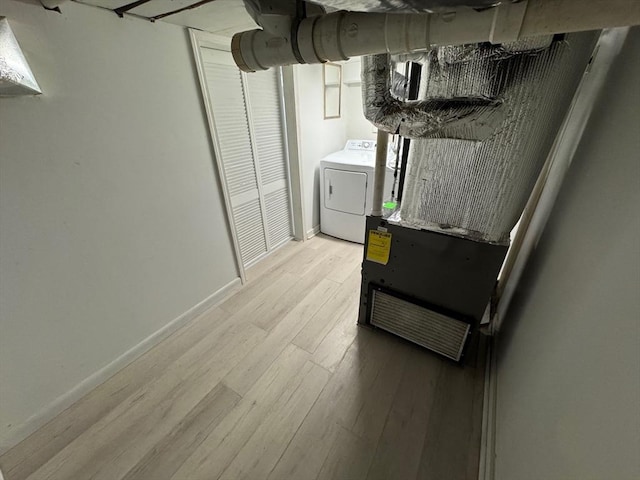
345,139 -> 377,152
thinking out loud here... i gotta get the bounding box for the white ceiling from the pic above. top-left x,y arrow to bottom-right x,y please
76,0 -> 257,37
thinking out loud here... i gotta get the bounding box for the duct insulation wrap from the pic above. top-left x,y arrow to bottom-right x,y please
310,0 -> 508,13
365,32 -> 597,244
361,54 -> 506,140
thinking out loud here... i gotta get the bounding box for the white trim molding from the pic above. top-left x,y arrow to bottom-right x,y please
281,65 -> 307,241
478,334 -> 499,480
0,278 -> 241,454
306,224 -> 321,240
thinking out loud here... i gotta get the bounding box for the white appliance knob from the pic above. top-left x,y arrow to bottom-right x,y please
363,142 -> 370,149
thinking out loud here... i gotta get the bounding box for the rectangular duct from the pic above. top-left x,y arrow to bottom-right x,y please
362,32 -> 598,244
369,286 -> 470,361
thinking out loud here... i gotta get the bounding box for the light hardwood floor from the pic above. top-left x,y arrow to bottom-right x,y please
0,234 -> 486,480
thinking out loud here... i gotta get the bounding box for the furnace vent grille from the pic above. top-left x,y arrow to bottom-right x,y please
370,289 -> 470,361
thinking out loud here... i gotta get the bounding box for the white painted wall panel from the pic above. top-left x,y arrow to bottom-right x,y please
494,27 -> 640,480
0,0 -> 238,451
293,64 -> 348,236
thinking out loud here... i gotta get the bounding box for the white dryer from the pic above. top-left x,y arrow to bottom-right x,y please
320,139 -> 395,244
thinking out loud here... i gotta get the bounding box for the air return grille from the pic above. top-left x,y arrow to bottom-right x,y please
369,289 -> 470,361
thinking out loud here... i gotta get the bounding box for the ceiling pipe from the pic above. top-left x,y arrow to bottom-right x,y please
232,0 -> 640,72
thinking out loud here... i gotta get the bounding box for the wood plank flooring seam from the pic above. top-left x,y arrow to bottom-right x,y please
169,345 -> 314,480
2,235 -> 486,480
23,322 -> 267,480
0,306 -> 236,480
119,382 -> 241,480
306,358 -> 336,376
217,361 -> 330,480
223,279 -> 341,395
363,348 -> 443,480
360,394 -> 397,480
263,364 -> 333,480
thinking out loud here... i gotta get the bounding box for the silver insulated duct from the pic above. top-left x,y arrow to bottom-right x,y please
358,32 -> 597,360
363,31 -> 598,244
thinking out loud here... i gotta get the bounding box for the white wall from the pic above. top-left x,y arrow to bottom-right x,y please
342,58 -> 377,141
494,28 -> 640,480
344,83 -> 377,140
293,59 -> 377,237
0,0 -> 239,451
293,64 -> 347,236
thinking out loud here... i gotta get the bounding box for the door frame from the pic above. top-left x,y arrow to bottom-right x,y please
189,29 -> 306,284
279,65 -> 307,241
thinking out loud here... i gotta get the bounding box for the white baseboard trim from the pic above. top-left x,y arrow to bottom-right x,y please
478,334 -> 498,480
0,277 -> 242,455
305,225 -> 320,240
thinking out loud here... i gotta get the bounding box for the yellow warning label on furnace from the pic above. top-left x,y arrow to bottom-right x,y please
366,230 -> 392,265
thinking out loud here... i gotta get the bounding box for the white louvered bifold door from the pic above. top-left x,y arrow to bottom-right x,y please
244,70 -> 293,249
199,46 -> 292,270
201,47 -> 267,266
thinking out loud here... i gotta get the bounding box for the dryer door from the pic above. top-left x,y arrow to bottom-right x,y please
324,168 -> 368,215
